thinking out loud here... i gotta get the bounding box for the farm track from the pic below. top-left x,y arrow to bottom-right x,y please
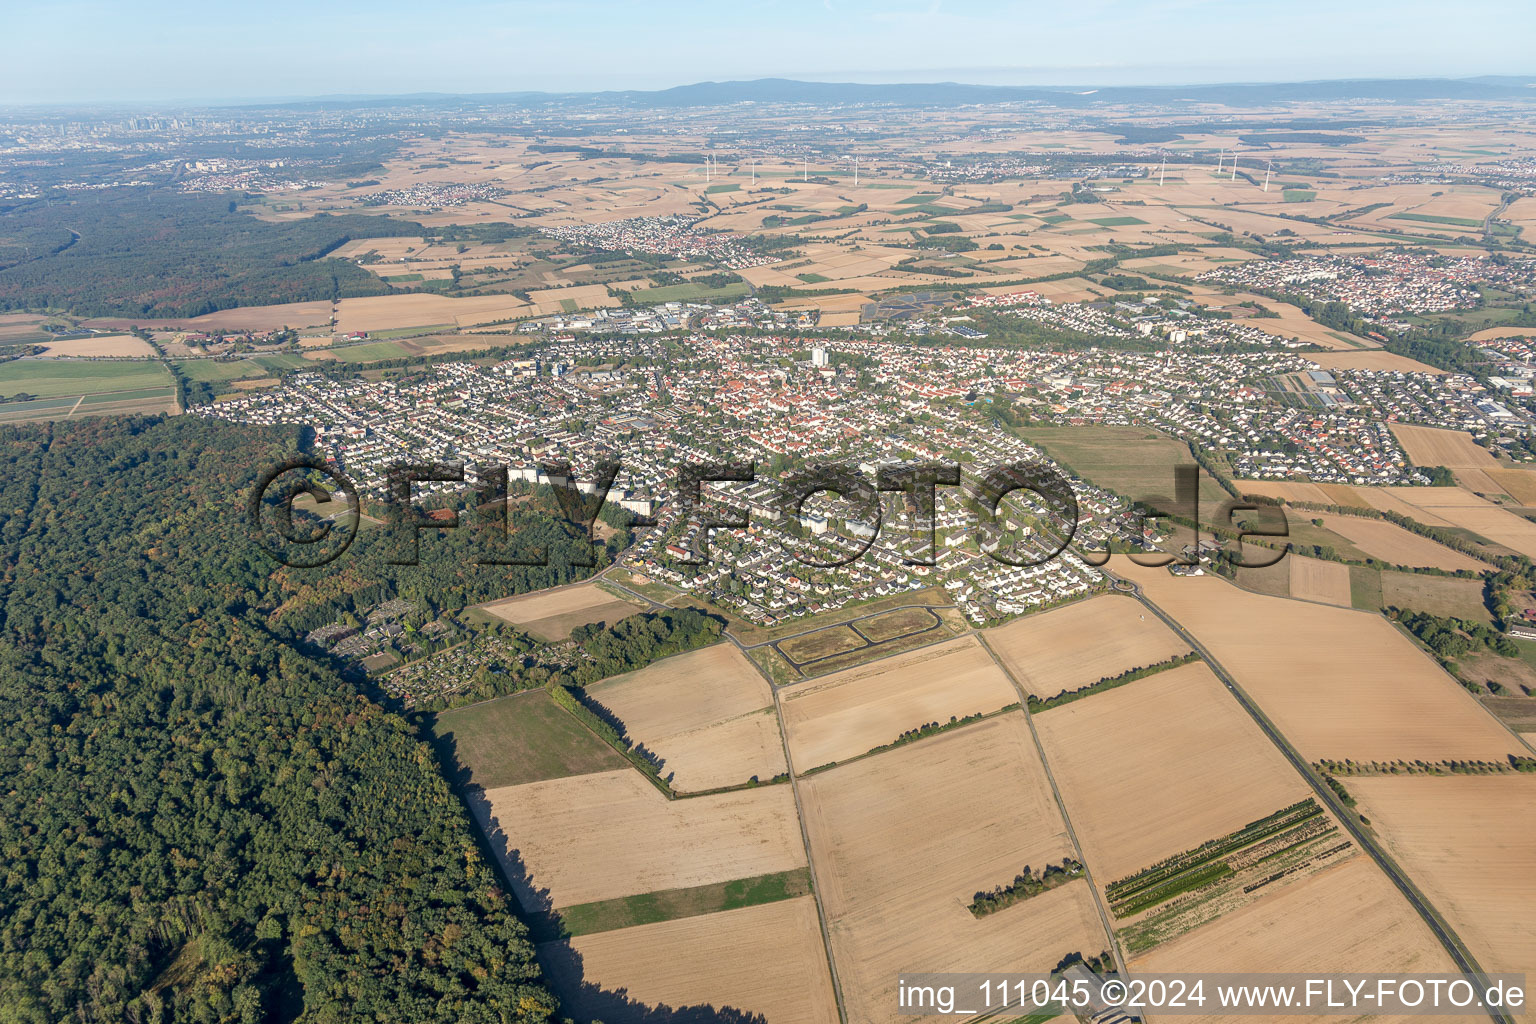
1110,571 -> 1512,1024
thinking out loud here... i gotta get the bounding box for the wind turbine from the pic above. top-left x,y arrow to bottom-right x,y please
803,157 -> 808,182
1215,149 -> 1224,175
1230,155 -> 1238,181
1263,160 -> 1272,193
1158,152 -> 1166,186
750,159 -> 756,185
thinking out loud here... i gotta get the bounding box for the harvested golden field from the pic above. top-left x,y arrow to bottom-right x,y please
1287,555 -> 1352,606
333,292 -> 530,333
1470,326 -> 1536,342
800,714 -> 1107,1024
1485,468 -> 1536,506
1381,486 -> 1536,559
477,583 -> 645,641
1307,350 -> 1446,374
1109,557 -> 1519,761
35,335 -> 156,358
1389,424 -> 1499,468
1033,661 -> 1311,882
1313,512 -> 1490,571
985,595 -> 1191,698
778,637 -> 1018,770
585,645 -> 786,792
84,299 -> 336,333
477,769 -> 805,910
1235,479 -> 1335,504
1129,857 -> 1458,1023
1350,775 -> 1536,980
525,284 -> 620,316
1379,571 -> 1493,622
540,897 -> 838,1024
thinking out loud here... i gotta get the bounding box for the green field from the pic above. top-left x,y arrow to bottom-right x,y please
174,358 -> 266,382
1018,425 -> 1230,511
1379,571 -> 1492,622
0,359 -> 175,399
797,272 -> 831,284
625,280 -> 750,304
1283,190 -> 1317,202
315,341 -> 414,363
79,386 -> 178,406
898,193 -> 942,204
432,689 -> 625,790
366,323 -> 455,340
705,183 -> 740,194
1389,212 -> 1483,228
555,868 -> 812,937
1088,216 -> 1147,227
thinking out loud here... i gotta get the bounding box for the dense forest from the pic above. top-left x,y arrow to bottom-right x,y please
0,415 -> 592,1023
0,192 -> 421,318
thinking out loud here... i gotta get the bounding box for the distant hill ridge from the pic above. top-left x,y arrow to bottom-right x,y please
251,75 -> 1536,111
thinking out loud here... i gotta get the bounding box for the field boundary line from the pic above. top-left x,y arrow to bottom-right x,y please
975,634 -> 1139,1011
746,633 -> 849,1024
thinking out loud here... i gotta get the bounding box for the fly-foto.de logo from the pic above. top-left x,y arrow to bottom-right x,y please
248,456 -> 1290,570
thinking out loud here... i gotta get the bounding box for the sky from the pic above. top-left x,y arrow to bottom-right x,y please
3,0 -> 1534,105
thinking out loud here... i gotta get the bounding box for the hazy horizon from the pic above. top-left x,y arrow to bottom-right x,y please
4,0 -> 1535,106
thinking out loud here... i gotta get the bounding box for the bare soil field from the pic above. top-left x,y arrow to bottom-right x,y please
1389,424 -> 1500,468
585,645 -> 786,792
778,624 -> 866,665
852,606 -> 939,643
778,637 -> 1019,770
1313,512 -> 1490,571
1129,857 -> 1458,1023
1033,661 -> 1311,882
799,714 -> 1108,1024
35,335 -> 156,358
985,595 -> 1192,697
1349,775 -> 1536,982
1287,555 -> 1352,606
476,768 -> 805,910
477,583 -> 646,641
1109,558 -> 1519,762
539,896 -> 839,1024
